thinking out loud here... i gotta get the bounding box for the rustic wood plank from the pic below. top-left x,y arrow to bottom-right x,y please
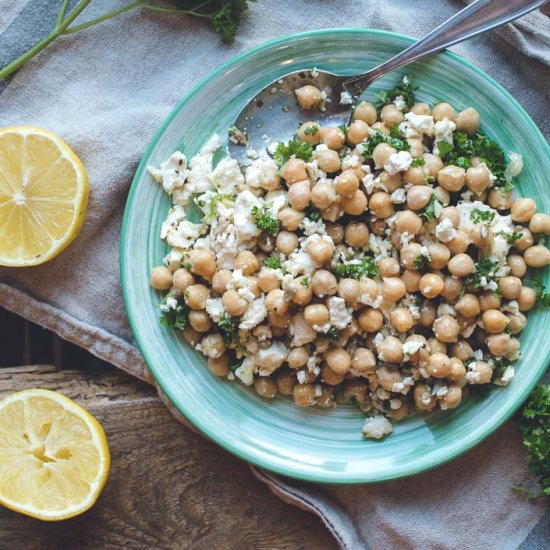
0,365 -> 336,550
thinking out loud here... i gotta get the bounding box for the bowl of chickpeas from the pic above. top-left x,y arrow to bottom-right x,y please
121,29 -> 550,483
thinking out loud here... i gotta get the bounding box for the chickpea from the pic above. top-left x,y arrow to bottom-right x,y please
407,138 -> 424,159
337,278 -> 361,305
306,238 -> 334,267
369,191 -> 394,218
505,338 -> 521,361
370,219 -> 387,236
268,310 -> 292,328
289,278 -> 313,306
304,271 -> 335,300
293,383 -> 316,407
482,309 -> 509,334
371,122 -> 390,135
273,232 -> 298,257
411,102 -> 431,115
286,347 -> 309,370
358,308 -> 384,332
304,303 -> 330,327
376,366 -> 402,392
353,101 -> 377,125
320,202 -> 343,222
497,276 -> 521,300
295,85 -> 322,110
529,213 -> 550,234
419,273 -> 444,299
447,230 -> 471,255
402,269 -> 421,292
264,288 -> 288,315
172,268 -> 195,291
488,188 -> 513,210
434,186 -> 450,206
221,289 -> 248,316
437,165 -> 465,192
455,293 -> 480,317
235,250 -> 259,275
373,143 -> 397,170
347,120 -> 370,145
455,107 -> 480,133
315,148 -> 341,173
423,154 -> 444,178
382,277 -> 407,302
486,333 -> 511,357
403,165 -> 429,185
254,377 -> 278,399
341,189 -> 368,216
149,266 -> 173,290
428,243 -> 451,270
391,308 -> 415,332
207,355 -> 230,377
478,291 -> 500,312
468,361 -> 492,384
324,348 -> 351,374
418,301 -> 436,328
378,258 -> 400,278
466,165 -> 491,194
407,186 -> 433,210
518,286 -> 537,312
395,210 -> 423,235
512,227 -> 535,252
343,222 -> 369,248
414,384 -> 437,411
281,158 -> 307,184
448,359 -> 466,384
257,269 -> 280,293
183,326 -> 201,346
450,340 -> 474,363
511,198 -> 537,223
287,179 -> 311,211
441,276 -> 463,301
278,207 -> 305,231
524,245 -> 550,268
399,243 -> 423,271
311,182 -> 336,209
439,207 -> 460,228
273,369 -> 295,395
335,170 -> 359,198
508,312 -> 526,334
320,126 -> 346,150
433,315 -> 460,343
351,347 -> 376,372
441,385 -> 463,410
297,121 -> 321,145
380,104 -> 404,127
448,254 -> 475,277
469,223 -> 492,250
432,102 -> 457,121
379,336 -> 403,363
188,310 -> 213,333
427,353 -> 451,378
321,364 -> 345,386
185,284 -> 210,310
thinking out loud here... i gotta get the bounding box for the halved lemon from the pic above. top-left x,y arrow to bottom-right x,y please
0,126 -> 89,266
0,389 -> 110,521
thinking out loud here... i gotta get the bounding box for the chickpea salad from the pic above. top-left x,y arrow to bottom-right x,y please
147,75 -> 550,440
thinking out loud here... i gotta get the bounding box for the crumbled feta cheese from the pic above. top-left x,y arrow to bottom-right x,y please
206,298 -> 225,323
239,297 -> 267,330
362,416 -> 393,439
256,341 -> 288,374
165,220 -> 202,249
435,218 -> 458,243
390,187 -> 407,204
212,158 -> 244,193
234,190 -> 262,242
301,217 -> 327,236
234,356 -> 255,385
384,151 -> 413,175
508,153 -> 524,177
501,366 -> 515,384
226,269 -> 256,302
390,399 -> 402,410
148,151 -> 189,194
340,90 -> 353,105
403,339 -> 424,357
401,112 -> 435,138
289,312 -> 317,347
160,205 -> 186,240
328,297 -> 353,330
393,95 -> 406,111
267,142 -> 279,156
285,251 -> 316,277
297,370 -> 308,384
368,234 -> 395,262
433,118 -> 456,156
437,303 -> 456,317
245,158 -> 278,189
246,149 -> 260,160
501,300 -> 520,315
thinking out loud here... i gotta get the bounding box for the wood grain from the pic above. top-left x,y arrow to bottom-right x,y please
0,365 -> 336,550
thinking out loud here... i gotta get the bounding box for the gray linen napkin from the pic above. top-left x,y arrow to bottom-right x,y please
1,1 -> 549,548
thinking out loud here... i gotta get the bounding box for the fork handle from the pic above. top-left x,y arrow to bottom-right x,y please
344,0 -> 548,96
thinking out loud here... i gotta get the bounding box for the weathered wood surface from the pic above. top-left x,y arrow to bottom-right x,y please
0,365 -> 336,550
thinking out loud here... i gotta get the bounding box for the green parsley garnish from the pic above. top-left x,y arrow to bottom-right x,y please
300,277 -> 310,287
335,257 -> 379,280
470,208 -> 496,224
374,75 -> 417,110
206,193 -> 234,221
419,194 -> 439,222
304,125 -> 319,136
217,313 -> 247,355
496,230 -> 522,245
305,205 -> 321,221
512,384 -> 550,500
466,256 -> 498,290
413,253 -> 430,271
251,203 -> 280,236
264,256 -> 283,270
530,275 -> 550,308
274,139 -> 313,167
361,130 -> 410,160
159,295 -> 188,330
326,326 -> 341,341
338,124 -> 349,138
410,158 -> 425,167
435,141 -> 453,158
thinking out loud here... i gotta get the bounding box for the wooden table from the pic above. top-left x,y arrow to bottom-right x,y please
0,363 -> 336,549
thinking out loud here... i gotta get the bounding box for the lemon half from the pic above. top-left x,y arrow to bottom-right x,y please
0,126 -> 89,266
0,389 -> 110,521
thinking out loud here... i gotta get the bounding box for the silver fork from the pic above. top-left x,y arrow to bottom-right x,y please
228,0 -> 547,165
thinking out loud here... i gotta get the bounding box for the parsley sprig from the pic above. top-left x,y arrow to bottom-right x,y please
264,256 -> 283,270
159,295 -> 188,330
252,203 -> 280,236
470,208 -> 496,224
335,257 -> 379,280
274,140 -> 313,167
413,253 -> 430,271
419,194 -> 439,222
466,256 -> 498,291
361,130 -> 410,160
530,276 -> 550,308
374,75 -> 417,110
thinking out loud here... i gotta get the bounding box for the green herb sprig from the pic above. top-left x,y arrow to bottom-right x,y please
470,208 -> 496,224
531,276 -> 550,308
418,194 -> 439,222
274,140 -> 313,167
159,295 -> 188,330
252,203 -> 280,236
374,75 -> 417,110
361,130 -> 410,161
335,257 -> 379,280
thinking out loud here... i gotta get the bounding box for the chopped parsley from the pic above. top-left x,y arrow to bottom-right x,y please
466,256 -> 499,290
361,130 -> 410,160
470,208 -> 496,224
207,193 -> 234,221
338,124 -> 349,138
530,275 -> 550,308
159,296 -> 188,330
374,75 -> 417,110
413,253 -> 430,271
496,230 -> 522,245
326,326 -> 341,341
410,158 -> 425,167
435,141 -> 453,158
264,256 -> 283,270
305,205 -> 321,221
513,383 -> 550,500
335,257 -> 379,280
304,125 -> 319,136
217,313 -> 247,355
300,276 -> 310,287
419,194 -> 439,222
251,203 -> 280,236
274,139 -> 313,167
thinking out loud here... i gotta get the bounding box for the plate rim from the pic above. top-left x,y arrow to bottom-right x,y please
120,27 -> 550,484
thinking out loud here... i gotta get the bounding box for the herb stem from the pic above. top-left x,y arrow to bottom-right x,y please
55,0 -> 71,29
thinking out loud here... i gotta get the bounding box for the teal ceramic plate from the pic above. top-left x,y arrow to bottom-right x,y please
121,29 -> 550,483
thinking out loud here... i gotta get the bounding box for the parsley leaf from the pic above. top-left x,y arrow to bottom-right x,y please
361,130 -> 410,160
264,256 -> 283,270
530,276 -> 550,308
217,313 -> 247,355
335,257 -> 379,280
413,253 -> 430,271
435,141 -> 453,158
410,158 -> 425,167
466,256 -> 499,290
305,205 -> 321,221
300,276 -> 310,287
252,203 -> 280,236
513,384 -> 550,500
274,139 -> 313,167
496,230 -> 522,245
419,194 -> 439,221
470,208 -> 496,224
326,326 -> 341,341
304,125 -> 319,136
209,0 -> 255,43
338,124 -> 349,138
159,295 -> 188,330
374,75 -> 417,110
